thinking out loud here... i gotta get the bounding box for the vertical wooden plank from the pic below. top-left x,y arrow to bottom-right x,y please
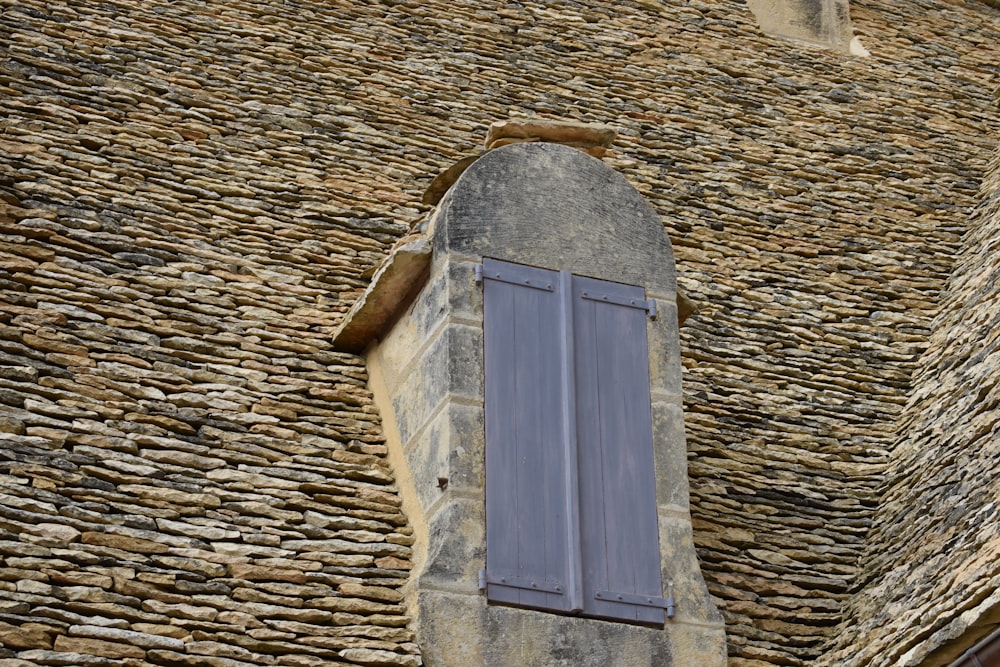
596,287 -> 663,625
572,282 -> 609,616
512,277 -> 557,610
559,269 -> 584,613
484,263 -> 520,608
574,275 -> 664,624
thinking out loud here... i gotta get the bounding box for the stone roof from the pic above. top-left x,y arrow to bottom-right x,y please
0,0 -> 998,666
821,147 -> 1000,667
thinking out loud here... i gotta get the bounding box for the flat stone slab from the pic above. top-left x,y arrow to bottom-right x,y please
484,119 -> 617,157
332,235 -> 433,353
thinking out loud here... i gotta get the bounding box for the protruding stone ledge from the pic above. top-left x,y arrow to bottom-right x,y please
332,235 -> 433,354
484,118 -> 617,157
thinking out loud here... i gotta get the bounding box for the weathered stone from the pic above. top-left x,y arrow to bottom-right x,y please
228,602 -> 334,625
0,621 -> 53,649
81,532 -> 170,554
14,650 -> 122,666
337,648 -> 421,667
205,469 -> 300,490
279,539 -> 410,558
374,557 -> 412,571
227,564 -> 308,584
144,650 -> 263,667
484,118 -> 616,157
149,556 -> 228,579
53,635 -> 145,659
154,518 -> 240,541
27,523 -> 82,543
312,597 -> 405,616
140,600 -> 218,622
337,583 -> 405,604
331,236 -> 431,354
185,641 -> 264,661
139,450 -> 227,471
131,624 -> 189,640
118,485 -> 221,509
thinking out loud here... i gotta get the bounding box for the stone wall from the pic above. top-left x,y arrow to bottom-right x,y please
820,149 -> 1000,667
1,0 -> 999,665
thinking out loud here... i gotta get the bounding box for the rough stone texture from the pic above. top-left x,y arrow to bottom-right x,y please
0,0 -> 997,665
819,148 -> 1000,667
362,142 -> 724,666
0,2 -> 423,663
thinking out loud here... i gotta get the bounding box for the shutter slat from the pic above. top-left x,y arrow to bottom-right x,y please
597,286 -> 663,625
559,269 -> 584,614
513,280 -> 565,611
573,288 -> 609,615
484,269 -> 522,608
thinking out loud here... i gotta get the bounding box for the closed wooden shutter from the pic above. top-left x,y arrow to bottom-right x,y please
483,259 -> 665,624
483,259 -> 573,612
572,275 -> 664,625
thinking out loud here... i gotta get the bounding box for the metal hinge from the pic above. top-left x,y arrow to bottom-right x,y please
478,265 -> 555,292
479,569 -> 563,594
595,589 -> 671,609
580,290 -> 656,318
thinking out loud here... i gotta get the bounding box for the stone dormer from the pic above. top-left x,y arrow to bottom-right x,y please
746,0 -> 869,55
334,123 -> 725,666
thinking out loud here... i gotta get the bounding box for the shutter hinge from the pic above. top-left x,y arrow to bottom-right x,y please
481,570 -> 563,594
480,265 -> 554,291
478,568 -> 487,592
580,290 -> 656,314
595,589 -> 671,610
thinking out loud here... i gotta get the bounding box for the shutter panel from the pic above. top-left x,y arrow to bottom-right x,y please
572,274 -> 665,625
483,259 -> 572,612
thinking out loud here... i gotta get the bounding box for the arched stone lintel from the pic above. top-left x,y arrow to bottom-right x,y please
434,142 -> 677,295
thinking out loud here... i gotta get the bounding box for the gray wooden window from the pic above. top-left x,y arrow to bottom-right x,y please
482,258 -> 668,625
